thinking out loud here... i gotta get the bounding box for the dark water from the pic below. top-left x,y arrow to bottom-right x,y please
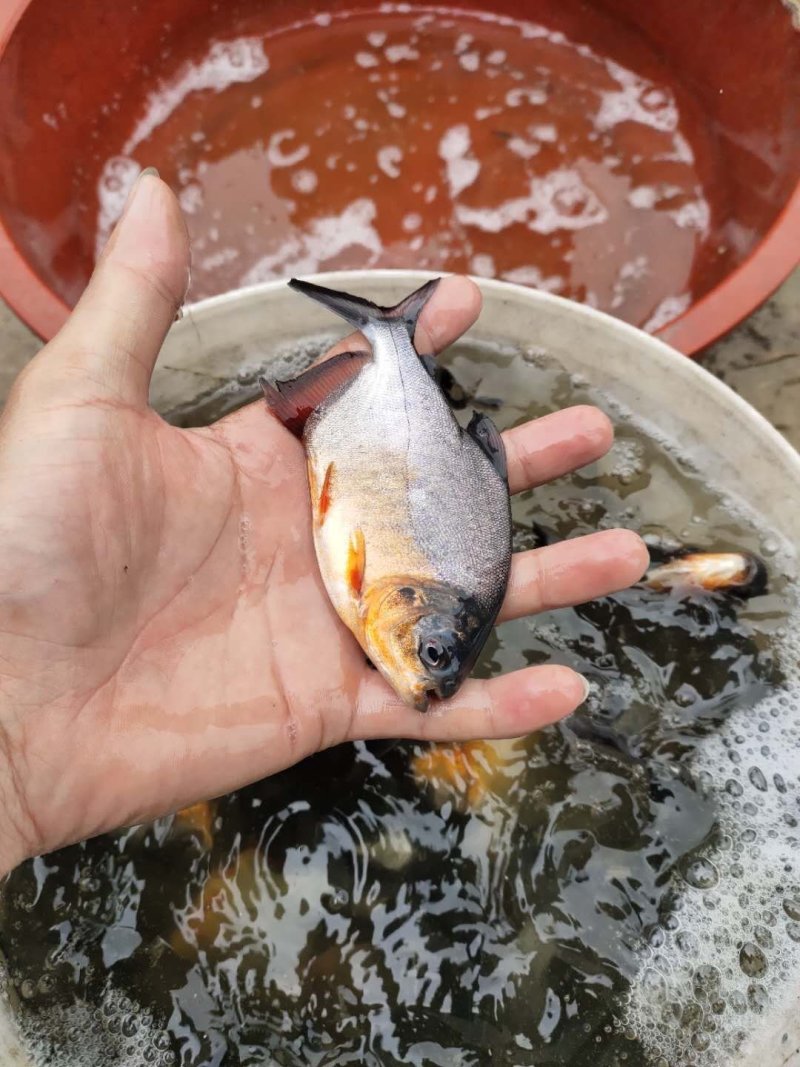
0,342 -> 796,1067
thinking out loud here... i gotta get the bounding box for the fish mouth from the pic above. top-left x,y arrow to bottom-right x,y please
413,690 -> 432,713
383,664 -> 465,713
400,680 -> 432,713
412,678 -> 461,713
402,681 -> 442,714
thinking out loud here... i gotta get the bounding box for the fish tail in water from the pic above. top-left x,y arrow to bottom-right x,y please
288,276 -> 441,342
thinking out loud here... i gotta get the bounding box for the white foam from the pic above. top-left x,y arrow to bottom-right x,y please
123,37 -> 269,153
662,130 -> 696,165
505,86 -> 548,108
610,254 -> 650,310
596,59 -> 678,134
624,620 -> 800,1066
438,125 -> 480,197
567,382 -> 800,1065
642,293 -> 692,333
20,983 -> 170,1067
198,247 -> 239,271
266,129 -> 309,168
670,197 -> 711,233
520,21 -> 549,39
628,185 -> 659,210
94,156 -> 141,258
456,168 -> 607,235
530,122 -> 557,143
291,168 -> 318,194
501,265 -> 563,292
384,43 -> 419,63
470,253 -> 496,277
241,198 -> 383,283
377,145 -> 403,179
178,181 -> 203,215
377,90 -> 407,119
458,51 -> 480,72
355,51 -> 379,69
507,136 -> 540,160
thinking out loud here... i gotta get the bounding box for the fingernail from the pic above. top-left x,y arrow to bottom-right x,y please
579,674 -> 592,704
100,167 -> 162,258
111,168 -> 173,266
123,167 -> 159,214
122,167 -> 159,214
118,173 -> 156,234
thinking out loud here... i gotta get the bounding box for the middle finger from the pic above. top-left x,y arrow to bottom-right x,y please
499,529 -> 649,623
503,405 -> 613,494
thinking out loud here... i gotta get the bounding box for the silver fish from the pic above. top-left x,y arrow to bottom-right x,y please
262,278 -> 512,710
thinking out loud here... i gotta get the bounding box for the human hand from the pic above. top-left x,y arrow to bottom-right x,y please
0,174 -> 648,874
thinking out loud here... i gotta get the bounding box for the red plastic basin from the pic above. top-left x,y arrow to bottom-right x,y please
0,0 -> 798,352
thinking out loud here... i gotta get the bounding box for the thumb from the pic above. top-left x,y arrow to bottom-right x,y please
44,169 -> 190,407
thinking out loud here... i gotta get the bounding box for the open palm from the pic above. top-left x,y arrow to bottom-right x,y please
0,175 -> 647,873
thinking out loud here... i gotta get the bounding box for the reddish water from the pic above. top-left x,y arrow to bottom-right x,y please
88,4 -> 734,330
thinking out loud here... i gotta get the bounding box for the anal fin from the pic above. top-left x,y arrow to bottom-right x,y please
467,411 -> 508,481
261,350 -> 370,438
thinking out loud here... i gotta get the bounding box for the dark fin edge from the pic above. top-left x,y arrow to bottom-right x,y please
466,411 -> 508,482
420,353 -> 438,380
288,277 -> 441,338
261,350 -> 370,438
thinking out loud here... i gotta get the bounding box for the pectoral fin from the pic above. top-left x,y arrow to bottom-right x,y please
346,528 -> 366,597
261,351 -> 370,437
317,462 -> 335,526
466,412 -> 507,482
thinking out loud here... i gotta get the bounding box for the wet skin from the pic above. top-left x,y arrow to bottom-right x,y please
0,175 -> 648,875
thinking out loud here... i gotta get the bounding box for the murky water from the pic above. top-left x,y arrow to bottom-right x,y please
1,341 -> 798,1067
86,3 -> 734,331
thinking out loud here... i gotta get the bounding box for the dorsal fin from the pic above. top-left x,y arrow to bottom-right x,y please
466,411 -> 508,482
288,277 -> 441,339
261,350 -> 370,437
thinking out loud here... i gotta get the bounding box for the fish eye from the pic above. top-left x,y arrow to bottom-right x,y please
419,638 -> 450,671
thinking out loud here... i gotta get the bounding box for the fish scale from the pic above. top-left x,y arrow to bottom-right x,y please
263,278 -> 512,710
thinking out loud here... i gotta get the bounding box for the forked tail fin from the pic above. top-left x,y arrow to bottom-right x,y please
288,277 -> 441,339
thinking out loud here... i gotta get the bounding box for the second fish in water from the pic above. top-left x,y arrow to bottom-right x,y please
263,278 -> 512,710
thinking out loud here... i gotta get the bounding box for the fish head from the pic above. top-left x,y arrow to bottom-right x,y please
363,580 -> 489,711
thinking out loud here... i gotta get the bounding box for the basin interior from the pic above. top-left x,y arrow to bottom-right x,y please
0,0 -> 798,335
0,276 -> 799,1066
